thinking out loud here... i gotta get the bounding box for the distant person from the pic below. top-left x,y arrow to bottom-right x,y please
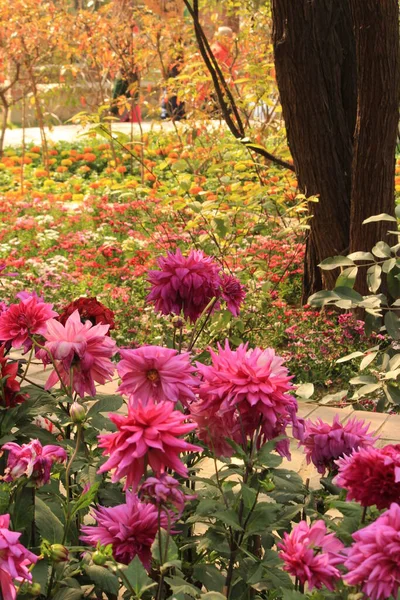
210,26 -> 236,71
111,65 -> 141,123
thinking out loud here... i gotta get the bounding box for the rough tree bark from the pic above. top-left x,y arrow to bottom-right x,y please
349,0 -> 400,268
271,0 -> 357,301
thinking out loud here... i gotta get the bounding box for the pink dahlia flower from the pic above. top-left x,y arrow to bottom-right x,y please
98,400 -> 202,490
0,514 -> 37,600
80,492 -> 168,569
117,346 -> 198,406
195,341 -> 304,456
2,439 -> 67,488
0,295 -> 57,352
190,402 -> 242,458
300,414 -> 377,475
344,502 -> 400,600
147,248 -> 221,323
139,473 -> 196,516
278,520 -> 345,591
42,310 -> 117,398
220,273 -> 246,317
335,444 -> 400,509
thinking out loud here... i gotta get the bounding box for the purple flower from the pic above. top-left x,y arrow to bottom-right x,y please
147,249 -> 221,323
220,273 -> 246,316
139,473 -> 196,516
300,414 -> 378,475
2,439 -> 67,488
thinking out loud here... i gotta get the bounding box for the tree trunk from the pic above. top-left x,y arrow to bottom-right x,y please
271,0 -> 357,302
349,0 -> 400,273
0,98 -> 9,157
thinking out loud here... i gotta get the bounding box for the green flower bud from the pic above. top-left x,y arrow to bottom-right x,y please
92,550 -> 107,566
49,544 -> 69,562
70,401 -> 86,424
27,583 -> 42,596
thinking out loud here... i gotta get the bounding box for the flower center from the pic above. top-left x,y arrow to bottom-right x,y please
146,369 -> 160,383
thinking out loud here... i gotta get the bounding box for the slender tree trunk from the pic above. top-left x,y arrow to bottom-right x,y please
271,0 -> 357,301
0,98 -> 9,157
349,0 -> 400,271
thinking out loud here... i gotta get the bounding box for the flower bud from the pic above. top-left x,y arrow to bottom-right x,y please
49,544 -> 69,562
92,550 -> 107,566
70,401 -> 86,424
27,583 -> 42,596
172,316 -> 184,329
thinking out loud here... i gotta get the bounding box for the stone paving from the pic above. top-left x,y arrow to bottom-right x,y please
22,359 -> 400,486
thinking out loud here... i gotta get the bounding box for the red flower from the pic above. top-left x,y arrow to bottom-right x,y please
58,297 -> 115,332
0,346 -> 27,408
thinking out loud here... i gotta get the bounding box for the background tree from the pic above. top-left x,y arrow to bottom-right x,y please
272,0 -> 400,299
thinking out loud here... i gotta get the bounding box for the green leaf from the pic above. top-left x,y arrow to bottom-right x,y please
35,497 -> 64,543
336,351 -> 365,363
360,351 -> 379,370
281,591 -> 305,600
367,264 -> 382,293
84,565 -> 119,595
384,383 -> 400,405
71,483 -> 100,517
122,556 -> 156,597
193,565 -> 225,593
382,258 -> 397,273
308,290 -> 338,306
363,213 -> 397,224
245,503 -> 281,535
334,287 -> 364,302
164,576 -> 200,598
86,395 -> 124,417
151,530 -> 179,563
31,558 -> 49,592
53,589 -> 83,600
385,311 -> 400,340
319,256 -> 355,270
347,251 -> 374,261
335,266 -> 358,288
200,593 -> 226,600
372,241 -> 392,258
241,484 -> 258,509
256,443 -> 283,468
295,383 -> 314,399
214,509 -> 243,531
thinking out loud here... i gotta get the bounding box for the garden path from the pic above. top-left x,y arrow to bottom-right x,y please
24,361 -> 400,487
2,120 -> 223,147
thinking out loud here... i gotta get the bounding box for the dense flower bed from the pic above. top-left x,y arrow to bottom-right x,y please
0,256 -> 398,600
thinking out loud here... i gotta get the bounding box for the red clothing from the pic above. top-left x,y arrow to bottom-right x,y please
210,41 -> 234,70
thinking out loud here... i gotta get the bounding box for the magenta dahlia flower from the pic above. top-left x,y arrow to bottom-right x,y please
278,520 -> 345,591
147,248 -> 221,323
139,473 -> 196,516
344,502 -> 400,600
300,414 -> 377,475
2,439 -> 67,488
0,295 -> 57,352
335,444 -> 400,509
42,310 -> 117,397
0,514 -> 37,600
220,273 -> 246,317
80,492 -> 168,568
195,341 -> 304,456
98,400 -> 202,490
117,346 -> 198,406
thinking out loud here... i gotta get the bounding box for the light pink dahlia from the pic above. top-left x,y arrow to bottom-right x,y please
0,514 -> 38,600
98,399 -> 202,490
190,402 -> 242,458
42,310 -> 117,397
0,295 -> 57,352
2,439 -> 67,488
300,414 -> 377,475
278,520 -> 345,591
117,346 -> 198,406
147,248 -> 221,323
139,473 -> 196,516
335,444 -> 400,509
344,502 -> 400,600
80,492 -> 168,569
220,273 -> 246,317
195,341 -> 304,456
